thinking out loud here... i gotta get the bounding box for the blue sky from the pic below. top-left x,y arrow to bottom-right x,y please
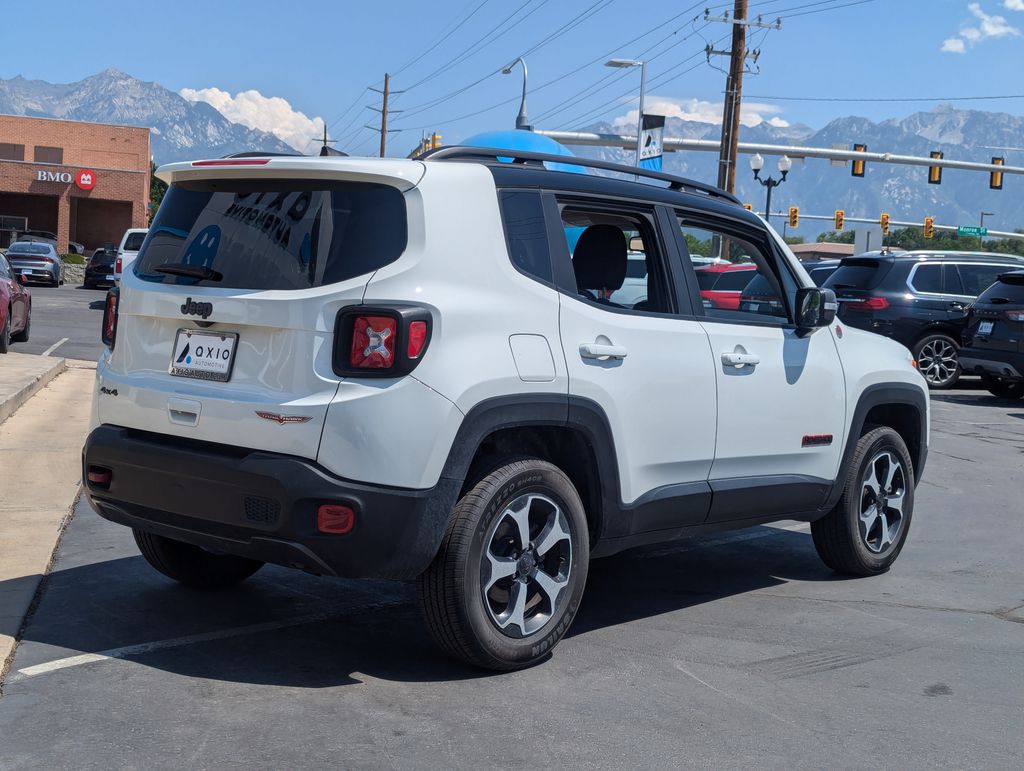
3,0 -> 1024,155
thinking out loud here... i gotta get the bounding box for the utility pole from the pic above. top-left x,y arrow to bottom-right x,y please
706,4 -> 780,194
367,73 -> 402,158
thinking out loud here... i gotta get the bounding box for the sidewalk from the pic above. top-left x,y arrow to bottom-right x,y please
0,352 -> 67,425
0,362 -> 95,680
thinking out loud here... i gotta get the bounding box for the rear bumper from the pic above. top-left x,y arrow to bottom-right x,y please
83,425 -> 459,580
959,347 -> 1024,380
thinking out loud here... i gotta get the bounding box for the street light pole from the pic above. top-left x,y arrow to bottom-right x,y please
605,59 -> 646,168
980,210 -> 994,248
502,58 -> 532,131
749,153 -> 792,224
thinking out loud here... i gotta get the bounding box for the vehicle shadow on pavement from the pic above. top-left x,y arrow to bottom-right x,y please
6,519 -> 849,688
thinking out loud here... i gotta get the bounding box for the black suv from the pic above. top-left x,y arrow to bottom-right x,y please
824,250 -> 1024,388
960,270 -> 1024,399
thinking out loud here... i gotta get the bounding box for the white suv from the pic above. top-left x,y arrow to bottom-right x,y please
84,148 -> 929,670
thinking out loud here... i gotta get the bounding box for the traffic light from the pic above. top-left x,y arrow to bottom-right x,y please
924,216 -> 934,239
743,203 -> 753,211
928,151 -> 943,185
990,156 -> 1004,190
851,143 -> 867,177
880,212 -> 890,235
788,206 -> 799,228
834,209 -> 845,231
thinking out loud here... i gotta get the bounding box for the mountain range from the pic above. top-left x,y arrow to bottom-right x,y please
0,69 -> 1019,234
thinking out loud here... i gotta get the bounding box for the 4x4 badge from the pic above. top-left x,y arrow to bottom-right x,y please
255,411 -> 313,425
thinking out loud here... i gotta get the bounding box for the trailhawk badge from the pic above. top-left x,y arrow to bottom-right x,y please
255,411 -> 313,425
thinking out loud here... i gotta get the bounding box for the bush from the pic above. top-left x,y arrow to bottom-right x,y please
61,253 -> 85,264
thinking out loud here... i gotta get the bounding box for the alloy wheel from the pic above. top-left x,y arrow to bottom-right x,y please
859,451 -> 907,554
917,338 -> 958,386
481,493 -> 573,638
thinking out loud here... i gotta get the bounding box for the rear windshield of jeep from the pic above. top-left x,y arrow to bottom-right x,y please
133,180 -> 407,290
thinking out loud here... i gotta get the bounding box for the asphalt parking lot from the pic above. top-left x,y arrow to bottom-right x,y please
1,384 -> 1022,769
7,282 -> 107,362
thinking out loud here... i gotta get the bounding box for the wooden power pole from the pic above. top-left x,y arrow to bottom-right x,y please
716,0 -> 747,194
378,73 -> 390,158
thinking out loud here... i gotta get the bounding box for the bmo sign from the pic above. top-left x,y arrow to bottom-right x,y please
35,168 -> 97,190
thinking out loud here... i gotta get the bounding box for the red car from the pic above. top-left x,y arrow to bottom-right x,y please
0,253 -> 31,353
694,262 -> 757,310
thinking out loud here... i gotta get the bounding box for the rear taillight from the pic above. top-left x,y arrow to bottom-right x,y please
317,504 -> 356,534
115,257 -> 123,274
101,287 -> 119,348
846,296 -> 890,310
1006,311 -> 1024,322
333,306 -> 432,377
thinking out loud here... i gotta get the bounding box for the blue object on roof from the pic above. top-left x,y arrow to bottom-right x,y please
461,130 -> 586,174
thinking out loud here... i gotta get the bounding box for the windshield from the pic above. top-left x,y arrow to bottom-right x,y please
122,232 -> 147,251
133,180 -> 407,290
8,243 -> 51,255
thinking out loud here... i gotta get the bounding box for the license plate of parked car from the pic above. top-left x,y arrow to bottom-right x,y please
169,329 -> 238,382
978,321 -> 994,335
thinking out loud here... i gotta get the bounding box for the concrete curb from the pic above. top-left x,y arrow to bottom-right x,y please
0,354 -> 67,426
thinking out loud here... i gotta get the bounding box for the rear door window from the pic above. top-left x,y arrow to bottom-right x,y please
134,180 -> 407,290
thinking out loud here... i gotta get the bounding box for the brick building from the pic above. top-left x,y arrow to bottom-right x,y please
0,114 -> 150,253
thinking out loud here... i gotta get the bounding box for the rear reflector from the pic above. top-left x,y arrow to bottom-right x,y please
350,315 -> 398,368
191,158 -> 272,166
407,320 -> 428,358
87,467 -> 112,486
317,504 -> 355,534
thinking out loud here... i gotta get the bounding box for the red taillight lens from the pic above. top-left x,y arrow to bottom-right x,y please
350,315 -> 398,369
101,289 -> 119,348
407,320 -> 428,358
317,504 -> 355,534
1006,310 -> 1024,322
115,257 -> 123,274
87,466 -> 112,486
847,296 -> 889,311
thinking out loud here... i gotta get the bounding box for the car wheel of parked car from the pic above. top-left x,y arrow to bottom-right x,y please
913,333 -> 961,389
10,307 -> 29,343
980,374 -> 1024,399
417,458 -> 589,671
133,529 -> 264,588
811,426 -> 915,576
0,310 -> 10,354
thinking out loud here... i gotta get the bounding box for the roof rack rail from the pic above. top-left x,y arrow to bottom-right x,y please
420,145 -> 741,205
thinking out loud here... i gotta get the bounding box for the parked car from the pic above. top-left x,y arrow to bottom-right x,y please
694,262 -> 757,309
112,228 -> 148,282
13,229 -> 84,255
824,250 -> 1024,388
5,241 -> 62,286
84,148 -> 928,671
959,270 -> 1024,398
85,247 -> 118,289
0,254 -> 31,352
803,259 -> 841,287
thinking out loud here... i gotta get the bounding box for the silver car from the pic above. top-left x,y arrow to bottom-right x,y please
5,241 -> 61,286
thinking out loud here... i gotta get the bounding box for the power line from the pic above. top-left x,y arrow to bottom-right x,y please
392,0 -> 492,76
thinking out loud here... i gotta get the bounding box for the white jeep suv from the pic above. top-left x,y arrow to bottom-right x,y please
84,148 -> 929,670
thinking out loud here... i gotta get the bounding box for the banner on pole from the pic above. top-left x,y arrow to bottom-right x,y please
638,114 -> 665,171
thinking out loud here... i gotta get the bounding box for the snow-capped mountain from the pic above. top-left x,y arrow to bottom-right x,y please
0,68 -> 296,164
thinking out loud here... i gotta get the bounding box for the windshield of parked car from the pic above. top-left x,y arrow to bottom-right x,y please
7,243 -> 51,255
133,180 -> 408,290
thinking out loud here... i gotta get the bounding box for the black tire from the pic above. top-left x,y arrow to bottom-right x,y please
417,458 -> 589,671
981,374 -> 1024,399
812,427 -> 915,576
913,333 -> 960,389
133,529 -> 263,588
0,309 -> 9,353
10,305 -> 29,343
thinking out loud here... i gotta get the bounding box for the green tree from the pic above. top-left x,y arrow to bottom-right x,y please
816,230 -> 855,244
149,160 -> 167,223
783,236 -> 805,245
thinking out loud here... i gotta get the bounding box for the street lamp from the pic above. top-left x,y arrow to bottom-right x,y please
750,153 -> 792,223
605,59 -> 646,168
502,58 -> 532,131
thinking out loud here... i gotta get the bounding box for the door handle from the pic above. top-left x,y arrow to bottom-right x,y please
949,301 -> 966,311
721,351 -> 760,368
580,343 -> 628,360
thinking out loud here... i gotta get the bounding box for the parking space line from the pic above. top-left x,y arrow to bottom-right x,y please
12,599 -> 403,682
41,337 -> 69,357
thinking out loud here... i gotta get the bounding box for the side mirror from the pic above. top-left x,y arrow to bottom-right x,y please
796,286 -> 837,334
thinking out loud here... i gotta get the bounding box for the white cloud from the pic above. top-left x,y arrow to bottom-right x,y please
942,2 -> 1020,52
180,86 -> 325,151
611,97 -> 788,131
